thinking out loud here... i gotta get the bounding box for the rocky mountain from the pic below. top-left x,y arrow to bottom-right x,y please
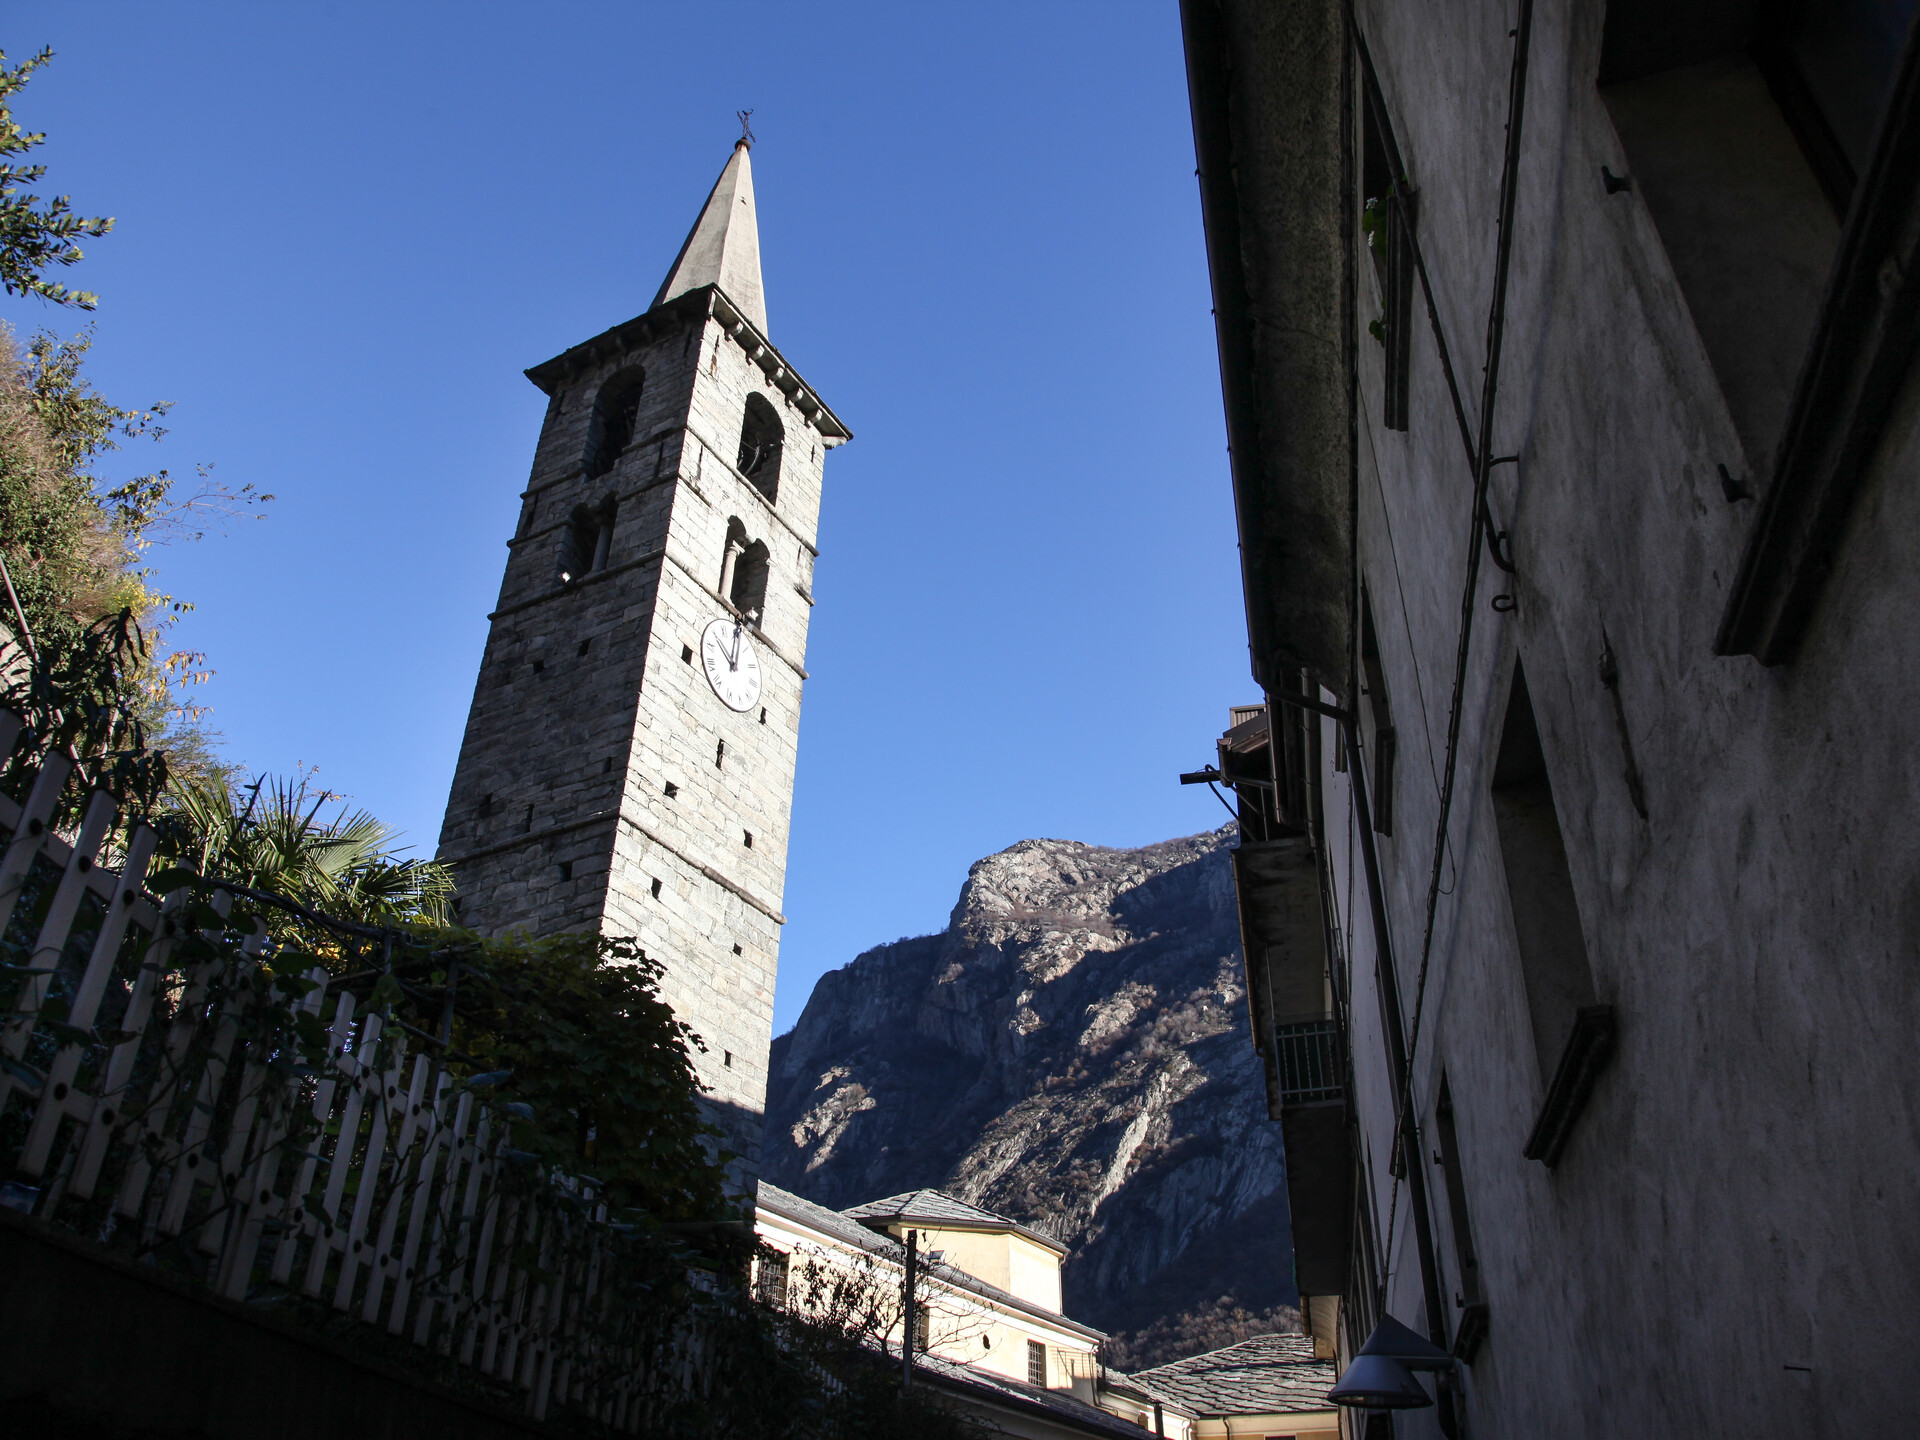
761,826 -> 1299,1366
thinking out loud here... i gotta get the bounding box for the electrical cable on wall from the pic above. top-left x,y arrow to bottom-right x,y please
1378,0 -> 1537,1300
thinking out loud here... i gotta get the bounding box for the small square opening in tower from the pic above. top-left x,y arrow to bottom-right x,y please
532,659 -> 545,675
724,1051 -> 733,1068
650,877 -> 663,899
557,861 -> 573,881
578,638 -> 591,657
715,739 -> 726,768
759,707 -> 767,725
743,830 -> 753,848
681,644 -> 693,664
732,943 -> 743,956
663,780 -> 679,799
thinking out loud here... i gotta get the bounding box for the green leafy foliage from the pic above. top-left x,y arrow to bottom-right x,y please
0,48 -> 113,309
0,325 -> 267,803
1361,192 -> 1387,252
160,773 -> 454,930
2,607 -> 170,820
388,929 -> 729,1224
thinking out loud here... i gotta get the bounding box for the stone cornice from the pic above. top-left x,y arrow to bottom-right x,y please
522,286 -> 851,445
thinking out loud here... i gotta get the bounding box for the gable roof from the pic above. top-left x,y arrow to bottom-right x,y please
1128,1332 -> 1337,1416
753,1183 -> 1103,1340
843,1189 -> 1070,1256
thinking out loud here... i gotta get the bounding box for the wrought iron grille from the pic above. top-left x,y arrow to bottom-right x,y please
1275,1019 -> 1344,1105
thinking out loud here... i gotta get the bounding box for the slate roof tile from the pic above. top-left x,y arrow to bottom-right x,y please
1127,1333 -> 1337,1416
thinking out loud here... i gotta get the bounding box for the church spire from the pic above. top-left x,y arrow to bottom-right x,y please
651,138 -> 767,333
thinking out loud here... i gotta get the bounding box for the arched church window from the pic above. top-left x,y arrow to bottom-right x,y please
730,538 -> 770,622
718,517 -> 770,620
585,369 -> 644,480
560,497 -> 618,584
736,393 -> 783,503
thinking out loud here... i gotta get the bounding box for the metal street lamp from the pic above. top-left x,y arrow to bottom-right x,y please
1328,1315 -> 1458,1411
1328,1353 -> 1433,1410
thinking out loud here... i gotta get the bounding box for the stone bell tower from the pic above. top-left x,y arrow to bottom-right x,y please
435,138 -> 850,1180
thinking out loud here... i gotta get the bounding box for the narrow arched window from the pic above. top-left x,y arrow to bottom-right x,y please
560,496 -> 618,584
736,393 -> 783,503
730,538 -> 770,622
585,369 -> 644,479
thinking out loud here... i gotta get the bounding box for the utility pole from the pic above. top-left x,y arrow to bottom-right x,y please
901,1228 -> 918,1390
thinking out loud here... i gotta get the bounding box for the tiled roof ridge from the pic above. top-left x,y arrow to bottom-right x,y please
840,1187 -> 1069,1254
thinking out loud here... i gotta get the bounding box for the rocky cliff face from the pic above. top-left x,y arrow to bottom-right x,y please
762,827 -> 1298,1363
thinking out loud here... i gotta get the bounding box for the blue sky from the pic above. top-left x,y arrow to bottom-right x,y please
3,3 -> 1248,1033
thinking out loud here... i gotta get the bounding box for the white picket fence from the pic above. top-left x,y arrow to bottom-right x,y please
0,713 -> 696,1428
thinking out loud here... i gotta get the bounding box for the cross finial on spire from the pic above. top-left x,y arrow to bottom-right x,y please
736,109 -> 755,148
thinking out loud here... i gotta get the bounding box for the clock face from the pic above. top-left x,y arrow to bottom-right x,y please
701,616 -> 763,712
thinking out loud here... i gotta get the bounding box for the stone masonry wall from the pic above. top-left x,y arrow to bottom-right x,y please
437,290 -> 837,1176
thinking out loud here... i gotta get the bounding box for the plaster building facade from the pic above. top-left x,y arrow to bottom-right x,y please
435,140 -> 849,1172
754,1183 -> 1196,1440
1180,0 -> 1920,1435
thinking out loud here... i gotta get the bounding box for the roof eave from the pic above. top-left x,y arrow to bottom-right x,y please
523,285 -> 852,443
855,1212 -> 1070,1258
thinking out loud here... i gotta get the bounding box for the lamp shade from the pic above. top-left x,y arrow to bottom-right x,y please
1328,1353 -> 1434,1410
1356,1314 -> 1455,1371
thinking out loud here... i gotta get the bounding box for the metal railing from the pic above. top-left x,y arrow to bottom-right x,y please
1274,1018 -> 1344,1105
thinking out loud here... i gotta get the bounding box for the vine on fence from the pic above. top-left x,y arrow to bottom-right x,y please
0,720 -> 979,1438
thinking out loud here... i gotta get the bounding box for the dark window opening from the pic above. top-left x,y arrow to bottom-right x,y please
477,793 -> 494,818
585,368 -> 644,480
736,392 -> 784,503
715,739 -> 726,768
1359,590 -> 1398,836
601,757 -> 613,774
755,1249 -> 789,1309
522,804 -> 534,834
1361,53 -> 1415,431
720,517 -> 772,623
650,877 -> 663,899
681,644 -> 694,664
532,659 -> 545,675
577,638 -> 591,657
561,499 -> 618,583
723,1050 -> 733,1068
1433,1075 -> 1484,1305
1491,662 -> 1616,1165
732,942 -> 743,956
1596,1 -> 1915,463
759,706 -> 767,725
743,830 -> 753,848
557,861 -> 573,882
663,781 -> 678,799
1027,1340 -> 1048,1386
